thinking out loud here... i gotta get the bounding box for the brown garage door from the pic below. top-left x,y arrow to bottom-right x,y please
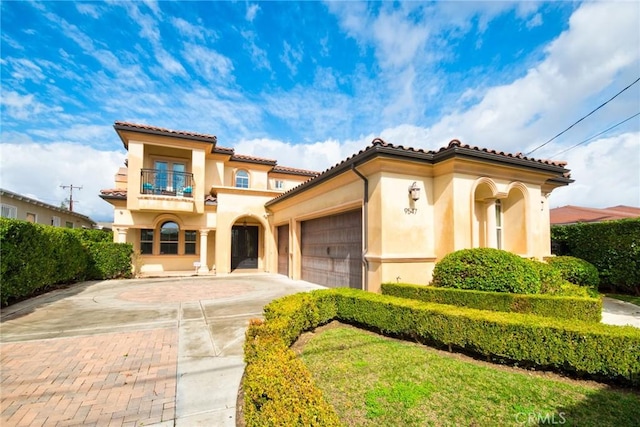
301,210 -> 362,289
277,224 -> 289,276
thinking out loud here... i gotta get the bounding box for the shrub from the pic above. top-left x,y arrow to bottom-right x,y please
0,218 -> 133,305
544,256 -> 600,289
244,294 -> 341,427
381,282 -> 602,322
527,259 -> 567,295
432,248 -> 541,294
551,218 -> 640,294
86,242 -> 133,280
1,219 -> 56,305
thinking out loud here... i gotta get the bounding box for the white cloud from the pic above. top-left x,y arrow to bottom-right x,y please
76,3 -> 101,19
183,43 -> 234,80
280,41 -> 303,76
2,91 -> 49,120
241,30 -> 271,71
420,1 -> 640,154
246,4 -> 260,22
549,133 -> 640,208
0,143 -> 125,222
6,58 -> 45,82
154,47 -> 187,77
171,17 -> 217,41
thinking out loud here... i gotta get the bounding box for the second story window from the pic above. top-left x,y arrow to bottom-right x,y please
235,170 -> 249,188
275,180 -> 284,189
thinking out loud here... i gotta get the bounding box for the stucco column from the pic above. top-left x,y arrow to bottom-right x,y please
485,199 -> 497,248
116,227 -> 128,244
198,229 -> 210,273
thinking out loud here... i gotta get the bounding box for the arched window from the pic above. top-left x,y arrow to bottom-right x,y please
235,170 -> 249,188
160,221 -> 179,254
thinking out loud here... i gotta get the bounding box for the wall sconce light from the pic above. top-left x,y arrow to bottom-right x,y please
408,182 -> 421,201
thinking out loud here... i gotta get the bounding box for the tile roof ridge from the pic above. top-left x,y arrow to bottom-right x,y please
272,165 -> 319,176
114,121 -> 217,141
230,153 -> 277,165
444,138 -> 568,167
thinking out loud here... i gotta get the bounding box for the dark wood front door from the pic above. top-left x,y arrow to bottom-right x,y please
231,225 -> 258,270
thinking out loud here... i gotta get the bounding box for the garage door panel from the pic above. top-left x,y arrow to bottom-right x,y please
301,210 -> 362,289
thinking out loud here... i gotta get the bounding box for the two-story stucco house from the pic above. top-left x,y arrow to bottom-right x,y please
100,122 -> 572,292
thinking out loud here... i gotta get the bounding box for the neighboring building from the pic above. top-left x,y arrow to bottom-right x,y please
550,205 -> 640,225
0,188 -> 96,229
100,122 -> 573,292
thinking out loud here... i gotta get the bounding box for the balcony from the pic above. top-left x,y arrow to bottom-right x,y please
141,169 -> 194,197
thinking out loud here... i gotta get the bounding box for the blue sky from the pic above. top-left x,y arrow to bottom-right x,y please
1,1 -> 639,222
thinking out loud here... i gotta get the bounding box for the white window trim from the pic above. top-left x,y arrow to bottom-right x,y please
235,169 -> 250,189
495,199 -> 503,250
52,216 -> 61,227
1,204 -> 17,219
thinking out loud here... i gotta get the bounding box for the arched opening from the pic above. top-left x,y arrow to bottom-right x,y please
472,180 -> 497,248
231,217 -> 259,270
502,186 -> 528,255
160,221 -> 179,254
235,170 -> 249,188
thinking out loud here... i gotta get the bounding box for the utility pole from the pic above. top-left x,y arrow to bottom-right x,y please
60,184 -> 82,212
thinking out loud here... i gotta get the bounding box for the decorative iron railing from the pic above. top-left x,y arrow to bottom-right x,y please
140,169 -> 194,197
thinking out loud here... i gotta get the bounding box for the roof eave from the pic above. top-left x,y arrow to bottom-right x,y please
114,123 -> 218,150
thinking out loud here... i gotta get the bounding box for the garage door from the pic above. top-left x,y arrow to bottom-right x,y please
277,224 -> 289,276
301,210 -> 362,289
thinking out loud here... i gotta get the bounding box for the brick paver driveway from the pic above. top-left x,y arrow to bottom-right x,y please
1,274 -> 324,427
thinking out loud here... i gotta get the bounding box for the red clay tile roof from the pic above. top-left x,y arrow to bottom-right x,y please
550,205 -> 640,225
230,153 -> 277,166
271,165 -> 319,177
114,121 -> 217,148
443,140 -> 568,167
99,189 -> 127,200
266,138 -> 573,206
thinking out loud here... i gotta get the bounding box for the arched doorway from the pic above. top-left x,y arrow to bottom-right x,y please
231,218 -> 259,270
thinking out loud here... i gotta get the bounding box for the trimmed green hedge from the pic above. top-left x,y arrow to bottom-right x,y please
244,289 -> 640,424
244,293 -> 340,427
381,282 -> 602,323
0,218 -> 132,305
432,248 -> 541,294
544,256 -> 600,289
333,289 -> 639,381
552,218 -> 640,294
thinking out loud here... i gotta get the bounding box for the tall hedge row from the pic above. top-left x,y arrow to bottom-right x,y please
551,218 -> 640,294
0,218 -> 132,305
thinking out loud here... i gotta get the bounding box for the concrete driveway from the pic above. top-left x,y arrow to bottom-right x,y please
0,274 -> 325,427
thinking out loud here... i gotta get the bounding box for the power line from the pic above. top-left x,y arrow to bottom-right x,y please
526,76 -> 640,155
549,112 -> 640,158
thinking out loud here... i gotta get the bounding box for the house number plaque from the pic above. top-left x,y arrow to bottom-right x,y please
404,208 -> 418,214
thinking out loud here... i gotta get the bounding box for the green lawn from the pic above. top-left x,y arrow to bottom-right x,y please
607,293 -> 640,307
299,324 -> 639,427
